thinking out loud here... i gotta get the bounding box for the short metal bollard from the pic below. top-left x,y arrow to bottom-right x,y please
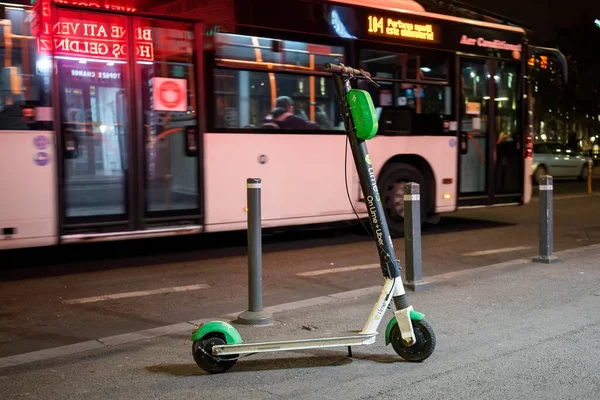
533,175 -> 560,264
237,178 -> 273,325
404,182 -> 430,291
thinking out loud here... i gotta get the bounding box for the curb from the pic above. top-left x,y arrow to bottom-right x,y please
1,243 -> 599,371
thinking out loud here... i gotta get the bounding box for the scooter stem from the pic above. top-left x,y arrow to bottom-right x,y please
331,73 -> 402,282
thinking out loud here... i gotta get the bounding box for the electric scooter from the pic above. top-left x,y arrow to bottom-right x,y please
190,63 -> 436,374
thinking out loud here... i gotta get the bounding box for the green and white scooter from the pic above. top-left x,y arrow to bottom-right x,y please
190,63 -> 436,374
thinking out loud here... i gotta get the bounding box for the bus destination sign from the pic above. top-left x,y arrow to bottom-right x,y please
367,15 -> 440,44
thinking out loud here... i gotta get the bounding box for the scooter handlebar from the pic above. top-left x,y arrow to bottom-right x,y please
324,63 -> 371,79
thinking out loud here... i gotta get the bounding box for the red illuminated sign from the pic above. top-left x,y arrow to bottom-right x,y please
32,0 -> 152,61
153,78 -> 188,112
36,20 -> 154,62
52,0 -> 137,13
159,81 -> 182,108
31,0 -> 51,38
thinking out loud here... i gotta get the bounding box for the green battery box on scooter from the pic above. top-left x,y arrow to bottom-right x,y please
346,89 -> 378,140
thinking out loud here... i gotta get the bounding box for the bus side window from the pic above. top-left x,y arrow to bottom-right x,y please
211,69 -> 343,132
359,47 -> 452,131
0,7 -> 52,131
211,33 -> 346,133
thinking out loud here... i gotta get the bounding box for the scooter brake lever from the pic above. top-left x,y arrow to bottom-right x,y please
361,72 -> 380,88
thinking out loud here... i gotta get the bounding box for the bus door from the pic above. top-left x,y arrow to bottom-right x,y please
55,8 -> 202,237
457,57 -> 523,207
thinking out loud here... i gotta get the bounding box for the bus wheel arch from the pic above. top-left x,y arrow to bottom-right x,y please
377,155 -> 435,238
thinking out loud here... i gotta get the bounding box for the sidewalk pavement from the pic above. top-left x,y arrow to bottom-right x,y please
1,244 -> 599,399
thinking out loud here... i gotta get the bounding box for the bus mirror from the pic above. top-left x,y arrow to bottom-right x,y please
184,125 -> 198,157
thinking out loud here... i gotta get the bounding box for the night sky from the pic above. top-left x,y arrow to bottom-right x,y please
461,0 -> 600,43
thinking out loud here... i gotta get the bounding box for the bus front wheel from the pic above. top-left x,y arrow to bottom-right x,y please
378,163 -> 427,238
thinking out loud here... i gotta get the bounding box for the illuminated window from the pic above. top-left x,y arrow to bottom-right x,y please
0,5 -> 52,130
214,33 -> 344,74
211,33 -> 345,132
358,49 -> 452,121
494,62 -> 521,144
212,69 -> 343,131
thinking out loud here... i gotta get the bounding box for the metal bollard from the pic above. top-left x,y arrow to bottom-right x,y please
533,175 -> 560,264
404,182 -> 430,291
237,178 -> 273,325
587,159 -> 593,195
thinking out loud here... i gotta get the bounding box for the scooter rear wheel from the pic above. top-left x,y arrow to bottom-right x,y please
390,319 -> 436,362
192,333 -> 238,374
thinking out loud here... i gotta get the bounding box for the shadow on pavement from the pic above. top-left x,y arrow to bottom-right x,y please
422,216 -> 515,236
145,355 -> 352,376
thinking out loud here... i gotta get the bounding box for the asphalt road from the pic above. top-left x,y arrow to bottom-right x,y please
0,178 -> 599,360
1,243 -> 599,399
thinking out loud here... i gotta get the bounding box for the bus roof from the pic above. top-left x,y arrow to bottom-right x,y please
327,0 -> 527,34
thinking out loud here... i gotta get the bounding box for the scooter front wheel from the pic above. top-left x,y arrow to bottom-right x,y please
192,333 -> 238,374
390,319 -> 436,362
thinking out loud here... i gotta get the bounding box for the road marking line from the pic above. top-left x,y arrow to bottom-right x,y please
62,284 -> 210,305
462,246 -> 533,257
553,194 -> 600,200
297,264 -> 379,277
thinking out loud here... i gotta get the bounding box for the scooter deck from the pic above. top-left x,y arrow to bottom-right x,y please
213,330 -> 378,356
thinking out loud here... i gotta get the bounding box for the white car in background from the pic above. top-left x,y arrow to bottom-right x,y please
532,142 -> 593,183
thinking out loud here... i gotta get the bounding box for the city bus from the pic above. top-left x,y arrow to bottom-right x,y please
0,0 -> 567,250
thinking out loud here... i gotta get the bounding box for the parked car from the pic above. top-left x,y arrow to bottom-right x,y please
532,142 -> 593,184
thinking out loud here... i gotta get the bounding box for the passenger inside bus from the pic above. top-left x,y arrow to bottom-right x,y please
261,96 -> 323,130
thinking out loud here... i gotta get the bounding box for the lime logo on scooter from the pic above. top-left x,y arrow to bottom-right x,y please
365,154 -> 379,200
365,161 -> 384,246
367,164 -> 380,202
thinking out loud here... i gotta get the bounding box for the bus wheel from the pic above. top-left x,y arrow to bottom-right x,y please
378,163 -> 426,238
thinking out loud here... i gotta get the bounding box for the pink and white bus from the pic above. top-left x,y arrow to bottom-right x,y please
0,0 -> 566,250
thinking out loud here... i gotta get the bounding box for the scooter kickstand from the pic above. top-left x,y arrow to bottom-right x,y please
347,346 -> 353,358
